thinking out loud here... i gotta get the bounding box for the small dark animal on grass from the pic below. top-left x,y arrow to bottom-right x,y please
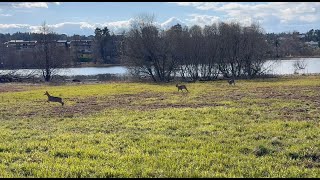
72,79 -> 81,82
228,79 -> 235,86
44,91 -> 64,106
176,84 -> 188,92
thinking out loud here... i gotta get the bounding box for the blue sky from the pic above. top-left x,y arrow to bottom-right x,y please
0,2 -> 320,35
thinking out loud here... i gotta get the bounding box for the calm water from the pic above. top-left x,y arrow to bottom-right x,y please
0,58 -> 319,76
57,66 -> 128,76
0,66 -> 128,76
263,58 -> 320,75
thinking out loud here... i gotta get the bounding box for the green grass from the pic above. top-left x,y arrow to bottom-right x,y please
1,75 -> 320,177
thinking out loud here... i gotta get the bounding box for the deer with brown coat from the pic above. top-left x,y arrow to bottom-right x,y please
228,79 -> 235,86
44,91 -> 64,106
176,84 -> 188,92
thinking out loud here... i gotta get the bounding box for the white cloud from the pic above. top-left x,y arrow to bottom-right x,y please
0,17 -> 188,35
1,7 -> 318,36
160,17 -> 186,29
0,23 -> 37,34
299,15 -> 318,23
170,2 -> 320,32
0,20 -> 134,35
167,2 -> 204,7
0,14 -> 12,17
12,2 -> 49,8
100,19 -> 135,33
186,14 -> 220,27
0,2 -> 61,9
0,23 -> 30,29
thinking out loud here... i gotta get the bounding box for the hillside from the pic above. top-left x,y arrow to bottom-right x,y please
0,76 -> 320,177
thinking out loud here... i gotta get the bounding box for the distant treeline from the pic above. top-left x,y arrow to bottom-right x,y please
1,17 -> 320,82
1,28 -> 320,44
120,15 -> 320,82
0,32 -> 94,42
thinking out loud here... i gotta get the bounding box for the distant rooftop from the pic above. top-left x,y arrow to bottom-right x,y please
57,40 -> 67,43
305,41 -> 318,45
71,40 -> 93,42
8,40 -> 37,43
9,40 -> 24,43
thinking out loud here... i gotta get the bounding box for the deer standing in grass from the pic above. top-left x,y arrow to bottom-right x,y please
176,84 -> 188,92
44,91 -> 64,106
228,79 -> 235,86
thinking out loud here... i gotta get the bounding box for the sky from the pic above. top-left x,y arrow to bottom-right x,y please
0,2 -> 320,36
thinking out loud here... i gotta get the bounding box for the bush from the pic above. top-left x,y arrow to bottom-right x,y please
253,145 -> 271,157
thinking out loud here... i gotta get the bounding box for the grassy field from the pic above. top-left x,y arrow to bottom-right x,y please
1,75 -> 320,177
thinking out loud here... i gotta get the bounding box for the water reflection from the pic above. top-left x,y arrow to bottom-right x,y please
264,58 -> 320,75
0,58 -> 319,76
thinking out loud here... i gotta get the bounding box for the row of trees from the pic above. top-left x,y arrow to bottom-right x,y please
0,22 -> 73,82
93,27 -> 121,64
0,32 -> 93,43
0,28 -> 121,70
1,16 -> 319,82
122,15 -> 269,82
304,29 -> 320,42
265,32 -> 319,58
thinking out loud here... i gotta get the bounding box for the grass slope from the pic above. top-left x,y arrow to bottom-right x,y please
0,76 -> 320,177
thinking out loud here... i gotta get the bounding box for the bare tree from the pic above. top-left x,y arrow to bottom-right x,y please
215,22 -> 269,78
201,23 -> 220,80
164,24 -> 188,80
293,59 -> 307,74
123,17 -> 270,82
239,24 -> 269,77
123,13 -> 177,82
0,44 -> 36,82
182,25 -> 206,81
0,42 -> 6,69
33,21 -> 72,82
1,46 -> 21,69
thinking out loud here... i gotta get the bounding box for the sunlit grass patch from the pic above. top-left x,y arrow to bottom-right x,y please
1,75 -> 320,177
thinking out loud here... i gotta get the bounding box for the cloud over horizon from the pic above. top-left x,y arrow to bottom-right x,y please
169,2 -> 320,32
0,2 -> 319,35
0,18 -> 189,36
0,2 -> 61,9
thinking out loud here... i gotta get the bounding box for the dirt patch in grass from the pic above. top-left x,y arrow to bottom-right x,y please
0,83 -> 43,93
4,84 -> 320,120
18,92 -> 227,118
0,84 -> 28,93
252,86 -> 320,101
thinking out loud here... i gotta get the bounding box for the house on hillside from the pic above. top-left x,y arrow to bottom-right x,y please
56,40 -> 70,49
298,33 -> 306,39
70,40 -> 93,62
4,40 -> 37,50
305,41 -> 319,49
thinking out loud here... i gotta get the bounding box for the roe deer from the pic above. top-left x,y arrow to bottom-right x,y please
72,79 -> 81,82
228,79 -> 235,86
176,84 -> 188,92
44,91 -> 64,106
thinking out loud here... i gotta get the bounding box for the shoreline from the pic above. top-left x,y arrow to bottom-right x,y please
1,56 -> 320,71
0,63 -> 124,70
73,63 -> 123,68
275,56 -> 320,60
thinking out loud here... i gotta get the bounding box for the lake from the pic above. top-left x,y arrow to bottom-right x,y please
0,58 -> 319,76
263,58 -> 320,75
0,66 -> 128,77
